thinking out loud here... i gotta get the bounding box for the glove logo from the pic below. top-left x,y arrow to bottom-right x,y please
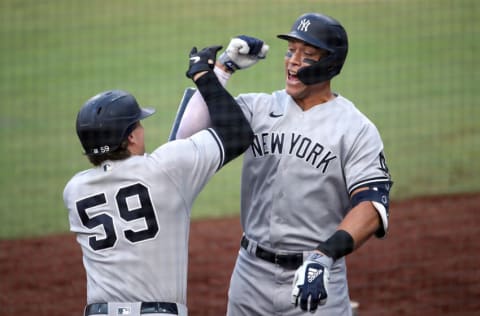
307,267 -> 322,283
189,56 -> 201,63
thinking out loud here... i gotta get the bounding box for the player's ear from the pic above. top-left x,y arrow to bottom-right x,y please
127,122 -> 141,145
127,133 -> 135,145
126,122 -> 145,155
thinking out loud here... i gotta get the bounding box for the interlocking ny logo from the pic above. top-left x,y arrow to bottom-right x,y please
297,19 -> 311,32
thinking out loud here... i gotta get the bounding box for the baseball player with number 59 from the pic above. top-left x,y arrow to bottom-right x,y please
175,13 -> 393,315
63,46 -> 253,316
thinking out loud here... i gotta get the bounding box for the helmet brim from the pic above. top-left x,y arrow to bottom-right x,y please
139,107 -> 156,120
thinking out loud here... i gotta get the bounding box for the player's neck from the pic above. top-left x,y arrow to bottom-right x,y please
294,82 -> 335,111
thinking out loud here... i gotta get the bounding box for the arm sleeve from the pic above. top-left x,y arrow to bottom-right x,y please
175,66 -> 231,139
194,71 -> 253,165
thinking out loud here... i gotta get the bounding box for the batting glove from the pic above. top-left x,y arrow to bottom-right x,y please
186,45 -> 223,80
291,253 -> 334,313
218,35 -> 269,72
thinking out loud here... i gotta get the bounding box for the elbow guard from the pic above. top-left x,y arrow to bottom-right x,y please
351,182 -> 391,238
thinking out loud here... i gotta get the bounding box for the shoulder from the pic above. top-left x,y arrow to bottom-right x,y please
236,90 -> 286,104
235,90 -> 288,116
148,139 -> 195,169
335,95 -> 379,131
62,168 -> 95,201
150,130 -> 223,169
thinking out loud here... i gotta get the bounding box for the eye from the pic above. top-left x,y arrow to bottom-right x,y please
285,51 -> 293,58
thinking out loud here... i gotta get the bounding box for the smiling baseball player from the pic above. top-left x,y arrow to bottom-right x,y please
175,13 -> 392,316
63,45 -> 253,316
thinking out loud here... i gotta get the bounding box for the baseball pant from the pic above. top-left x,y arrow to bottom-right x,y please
226,246 -> 352,316
84,302 -> 188,316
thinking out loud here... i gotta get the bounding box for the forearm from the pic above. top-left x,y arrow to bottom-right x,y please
194,71 -> 253,164
337,200 -> 380,250
316,191 -> 381,260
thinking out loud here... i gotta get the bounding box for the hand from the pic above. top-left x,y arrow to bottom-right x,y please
218,35 -> 269,72
291,253 -> 333,312
186,45 -> 223,80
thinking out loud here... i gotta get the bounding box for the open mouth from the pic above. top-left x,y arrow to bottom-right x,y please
288,70 -> 296,78
287,70 -> 300,83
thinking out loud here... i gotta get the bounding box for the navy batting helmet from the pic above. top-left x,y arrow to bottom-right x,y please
76,90 -> 155,156
277,13 -> 348,85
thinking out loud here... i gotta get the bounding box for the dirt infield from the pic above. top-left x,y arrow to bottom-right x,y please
1,193 -> 479,316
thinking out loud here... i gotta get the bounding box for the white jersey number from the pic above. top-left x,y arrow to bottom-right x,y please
75,183 -> 159,251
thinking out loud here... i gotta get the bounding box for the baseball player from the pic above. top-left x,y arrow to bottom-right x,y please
175,13 -> 392,316
63,45 -> 253,316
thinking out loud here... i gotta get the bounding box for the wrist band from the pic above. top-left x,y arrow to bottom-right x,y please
218,52 -> 238,73
316,230 -> 354,260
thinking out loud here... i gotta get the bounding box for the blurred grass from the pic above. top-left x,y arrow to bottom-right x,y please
0,0 -> 478,238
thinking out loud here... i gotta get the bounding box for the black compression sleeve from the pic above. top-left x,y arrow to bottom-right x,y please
194,71 -> 253,165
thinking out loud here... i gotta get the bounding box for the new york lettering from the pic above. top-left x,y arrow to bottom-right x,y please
251,132 -> 337,173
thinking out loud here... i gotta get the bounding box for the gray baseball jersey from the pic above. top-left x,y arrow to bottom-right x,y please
237,90 -> 390,249
227,90 -> 391,315
63,130 -> 223,306
175,81 -> 391,314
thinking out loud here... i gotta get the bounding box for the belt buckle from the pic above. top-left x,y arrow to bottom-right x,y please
141,302 -> 178,314
275,253 -> 302,270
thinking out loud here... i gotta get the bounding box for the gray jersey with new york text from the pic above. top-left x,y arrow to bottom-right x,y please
236,90 -> 391,250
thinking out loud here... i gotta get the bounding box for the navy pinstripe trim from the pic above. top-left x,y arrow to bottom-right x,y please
348,177 -> 391,195
207,128 -> 224,171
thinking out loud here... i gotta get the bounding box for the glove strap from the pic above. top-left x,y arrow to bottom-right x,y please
218,52 -> 238,73
307,252 -> 334,268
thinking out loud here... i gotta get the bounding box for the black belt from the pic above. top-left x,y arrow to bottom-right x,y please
85,302 -> 178,315
241,236 -> 303,270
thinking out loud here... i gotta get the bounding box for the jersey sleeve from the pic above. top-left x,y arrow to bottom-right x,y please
344,119 -> 392,237
345,121 -> 392,194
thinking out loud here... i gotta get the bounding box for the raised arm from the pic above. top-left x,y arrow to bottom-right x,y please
185,45 -> 253,164
175,35 -> 269,140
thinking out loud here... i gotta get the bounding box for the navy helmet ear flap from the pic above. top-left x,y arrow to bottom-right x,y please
297,47 -> 347,85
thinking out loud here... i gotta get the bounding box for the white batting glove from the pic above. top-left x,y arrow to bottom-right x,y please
218,35 -> 269,72
291,253 -> 333,313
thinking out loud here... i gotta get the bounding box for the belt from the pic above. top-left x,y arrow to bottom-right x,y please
85,302 -> 178,315
241,235 -> 303,270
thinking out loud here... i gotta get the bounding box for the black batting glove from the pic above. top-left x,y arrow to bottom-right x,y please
186,45 -> 223,80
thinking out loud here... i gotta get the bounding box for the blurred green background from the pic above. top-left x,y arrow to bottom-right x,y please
1,0 -> 478,238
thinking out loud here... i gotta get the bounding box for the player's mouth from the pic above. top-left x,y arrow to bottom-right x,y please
287,70 -> 301,85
